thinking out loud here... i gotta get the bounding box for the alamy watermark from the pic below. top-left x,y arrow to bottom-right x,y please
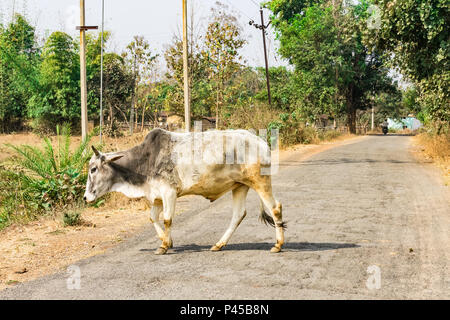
366,265 -> 381,290
66,265 -> 81,290
170,121 -> 280,176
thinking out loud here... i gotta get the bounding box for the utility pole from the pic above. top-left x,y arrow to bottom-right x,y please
77,0 -> 97,141
182,0 -> 190,132
99,0 -> 104,143
250,8 -> 272,105
79,0 -> 88,141
130,54 -> 137,135
371,106 -> 374,131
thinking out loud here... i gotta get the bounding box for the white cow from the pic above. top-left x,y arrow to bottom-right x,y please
84,128 -> 285,255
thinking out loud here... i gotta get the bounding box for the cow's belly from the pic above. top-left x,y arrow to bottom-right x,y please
177,164 -> 244,201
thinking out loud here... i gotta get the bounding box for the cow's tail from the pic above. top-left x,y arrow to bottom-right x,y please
259,199 -> 287,230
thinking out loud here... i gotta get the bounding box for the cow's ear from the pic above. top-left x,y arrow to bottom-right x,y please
91,145 -> 101,157
104,154 -> 124,164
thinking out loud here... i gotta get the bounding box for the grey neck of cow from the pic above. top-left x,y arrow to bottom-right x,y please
109,161 -> 148,187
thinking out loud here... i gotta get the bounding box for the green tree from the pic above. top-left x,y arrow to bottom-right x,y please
27,31 -> 80,129
0,14 -> 39,132
202,3 -> 246,128
164,37 -> 212,117
267,0 -> 397,133
84,31 -> 112,120
122,36 -> 158,133
102,52 -> 134,128
367,0 -> 449,124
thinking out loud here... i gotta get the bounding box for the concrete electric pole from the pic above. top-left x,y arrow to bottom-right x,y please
99,0 -> 104,143
77,0 -> 97,141
182,0 -> 190,132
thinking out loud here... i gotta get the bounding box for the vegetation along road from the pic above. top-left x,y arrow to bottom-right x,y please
1,135 -> 448,299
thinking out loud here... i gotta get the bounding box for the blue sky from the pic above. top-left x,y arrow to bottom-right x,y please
0,0 -> 285,70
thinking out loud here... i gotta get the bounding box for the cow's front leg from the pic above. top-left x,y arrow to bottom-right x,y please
149,201 -> 165,242
155,189 -> 177,255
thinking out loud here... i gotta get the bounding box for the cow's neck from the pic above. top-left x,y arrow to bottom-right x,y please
111,181 -> 147,199
109,162 -> 148,199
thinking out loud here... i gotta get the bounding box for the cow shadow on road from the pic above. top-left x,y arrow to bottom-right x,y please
141,242 -> 359,254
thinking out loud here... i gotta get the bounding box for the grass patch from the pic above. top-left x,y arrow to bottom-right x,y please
63,210 -> 82,227
415,129 -> 450,184
0,124 -> 98,230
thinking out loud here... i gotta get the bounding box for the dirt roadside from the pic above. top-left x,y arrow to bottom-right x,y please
0,133 -> 364,290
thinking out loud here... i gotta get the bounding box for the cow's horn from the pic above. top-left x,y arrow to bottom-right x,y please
91,145 -> 101,157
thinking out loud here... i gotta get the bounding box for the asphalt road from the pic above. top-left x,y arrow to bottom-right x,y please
1,135 -> 449,299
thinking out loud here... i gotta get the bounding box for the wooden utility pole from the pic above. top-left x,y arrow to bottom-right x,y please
250,8 -> 272,105
182,0 -> 190,132
79,0 -> 88,141
77,0 -> 97,141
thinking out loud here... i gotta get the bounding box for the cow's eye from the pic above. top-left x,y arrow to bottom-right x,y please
91,167 -> 97,174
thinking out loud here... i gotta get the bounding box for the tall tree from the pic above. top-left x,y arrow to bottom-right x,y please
27,31 -> 80,128
122,36 -> 157,133
367,0 -> 449,125
0,14 -> 39,132
102,52 -> 134,128
267,0 -> 397,133
202,2 -> 246,128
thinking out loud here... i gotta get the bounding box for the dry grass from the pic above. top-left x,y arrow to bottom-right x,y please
414,132 -> 450,185
224,103 -> 280,131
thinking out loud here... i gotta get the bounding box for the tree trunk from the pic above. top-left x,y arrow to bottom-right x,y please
109,101 -> 113,127
215,83 -> 219,129
141,105 -> 145,132
347,106 -> 356,134
347,85 -> 357,134
129,94 -> 134,135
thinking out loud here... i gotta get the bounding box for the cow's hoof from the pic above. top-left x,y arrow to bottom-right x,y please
155,247 -> 168,255
270,246 -> 281,253
210,245 -> 222,252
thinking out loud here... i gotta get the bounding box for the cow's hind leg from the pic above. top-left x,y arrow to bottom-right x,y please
256,188 -> 285,253
211,185 -> 249,252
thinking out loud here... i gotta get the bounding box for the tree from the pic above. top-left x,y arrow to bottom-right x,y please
102,53 -> 134,128
0,14 -> 39,132
367,0 -> 449,125
164,37 -> 212,117
267,0 -> 397,133
84,31 -> 112,120
255,66 -> 294,111
202,3 -> 246,128
27,31 -> 80,128
122,36 -> 158,133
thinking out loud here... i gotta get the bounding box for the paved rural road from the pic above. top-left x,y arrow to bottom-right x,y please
1,135 -> 449,299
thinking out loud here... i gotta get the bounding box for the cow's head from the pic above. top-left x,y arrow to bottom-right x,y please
83,146 -> 123,203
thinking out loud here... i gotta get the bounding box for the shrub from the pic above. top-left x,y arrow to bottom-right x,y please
319,129 -> 341,141
0,124 -> 97,228
63,210 -> 82,226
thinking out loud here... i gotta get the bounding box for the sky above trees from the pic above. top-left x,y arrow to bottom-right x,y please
0,0 -> 284,69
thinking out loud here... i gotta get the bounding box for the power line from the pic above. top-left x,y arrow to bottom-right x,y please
248,0 -> 261,8
222,0 -> 257,22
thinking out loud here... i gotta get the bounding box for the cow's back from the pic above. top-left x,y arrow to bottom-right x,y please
170,129 -> 271,199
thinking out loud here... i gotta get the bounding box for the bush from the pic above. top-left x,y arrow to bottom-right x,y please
0,124 -> 97,228
319,129 -> 341,141
63,210 -> 82,226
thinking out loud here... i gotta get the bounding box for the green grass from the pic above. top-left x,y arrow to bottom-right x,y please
0,124 -> 98,230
